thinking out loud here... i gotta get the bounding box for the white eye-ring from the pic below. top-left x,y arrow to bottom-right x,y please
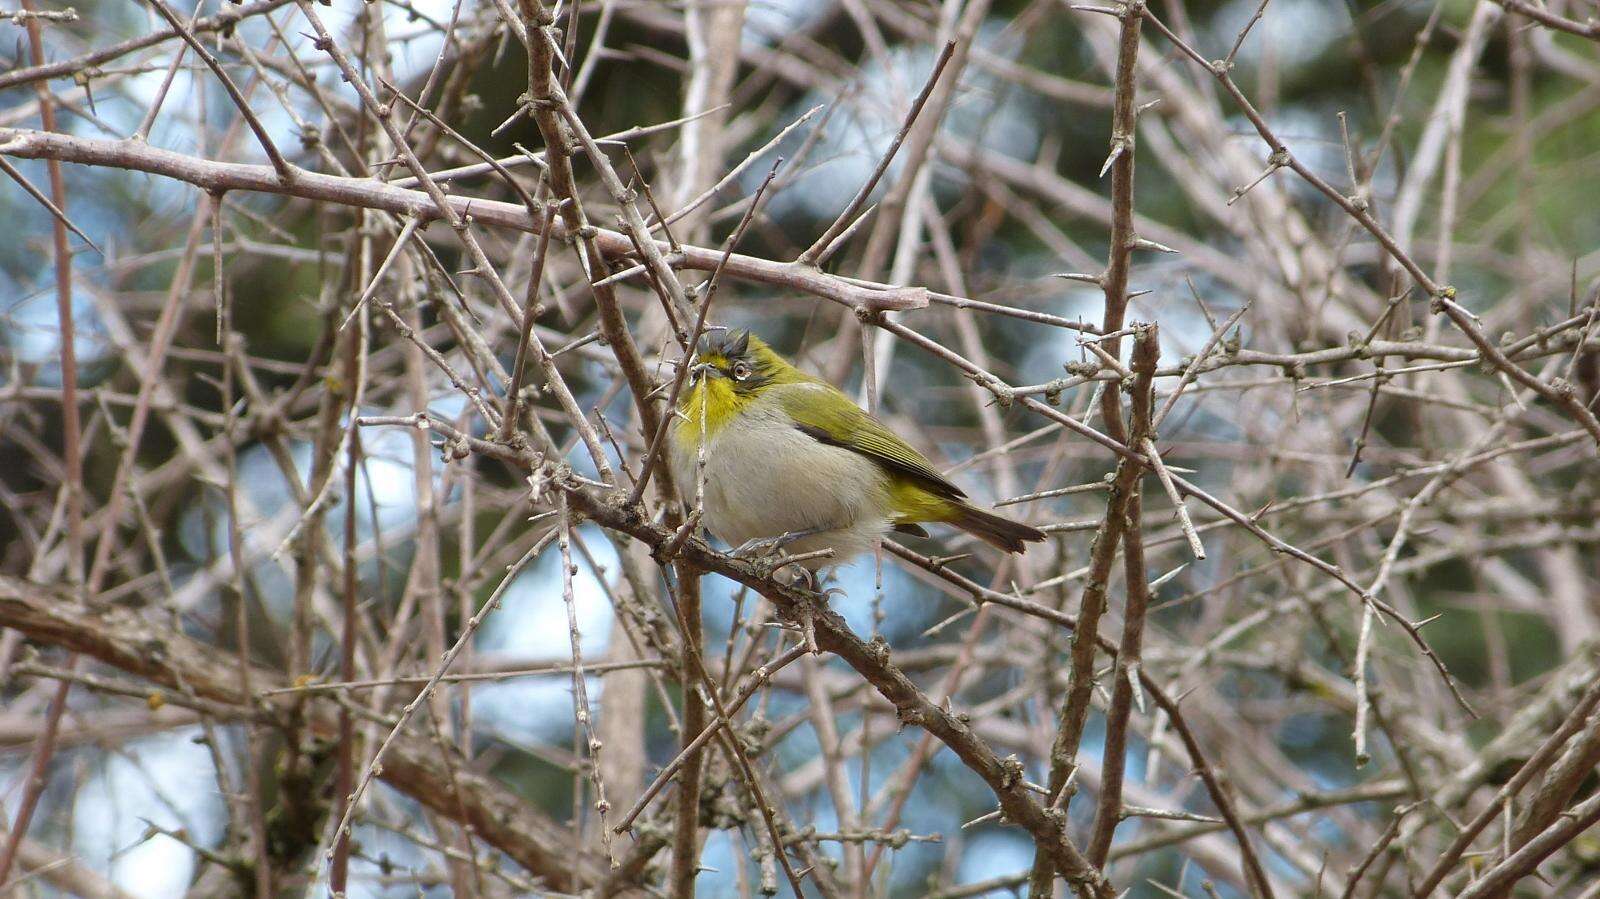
731,361 -> 752,381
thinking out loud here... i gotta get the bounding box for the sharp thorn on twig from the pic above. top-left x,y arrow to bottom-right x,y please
1131,236 -> 1178,254
1099,140 -> 1126,178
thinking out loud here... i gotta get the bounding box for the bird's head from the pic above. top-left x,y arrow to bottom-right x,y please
677,329 -> 803,428
685,329 -> 797,395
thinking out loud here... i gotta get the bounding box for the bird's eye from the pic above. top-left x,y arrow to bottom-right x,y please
731,361 -> 752,381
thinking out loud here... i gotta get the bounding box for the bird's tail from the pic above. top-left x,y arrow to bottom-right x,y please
950,502 -> 1047,554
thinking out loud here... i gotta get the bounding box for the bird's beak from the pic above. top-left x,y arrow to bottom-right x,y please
690,362 -> 723,381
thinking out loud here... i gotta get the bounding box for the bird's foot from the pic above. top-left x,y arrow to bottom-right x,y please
730,527 -> 824,559
806,581 -> 848,603
789,568 -> 845,600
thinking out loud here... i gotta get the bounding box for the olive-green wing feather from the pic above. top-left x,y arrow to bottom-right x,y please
774,383 -> 966,499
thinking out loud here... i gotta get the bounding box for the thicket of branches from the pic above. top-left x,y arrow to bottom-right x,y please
3,0 -> 1600,895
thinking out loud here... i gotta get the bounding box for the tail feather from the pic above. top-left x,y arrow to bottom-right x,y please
950,502 -> 1047,554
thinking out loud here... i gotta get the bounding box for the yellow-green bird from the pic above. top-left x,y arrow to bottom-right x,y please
669,329 -> 1045,571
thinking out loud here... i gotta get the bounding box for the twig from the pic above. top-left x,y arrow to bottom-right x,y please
139,0 -> 292,180
1086,325 -> 1160,867
796,40 -> 957,266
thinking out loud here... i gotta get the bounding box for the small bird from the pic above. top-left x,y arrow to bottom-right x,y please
669,329 -> 1046,573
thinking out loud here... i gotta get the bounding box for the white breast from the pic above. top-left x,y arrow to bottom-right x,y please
670,394 -> 891,570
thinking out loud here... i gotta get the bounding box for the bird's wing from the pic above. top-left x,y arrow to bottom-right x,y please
773,382 -> 967,500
